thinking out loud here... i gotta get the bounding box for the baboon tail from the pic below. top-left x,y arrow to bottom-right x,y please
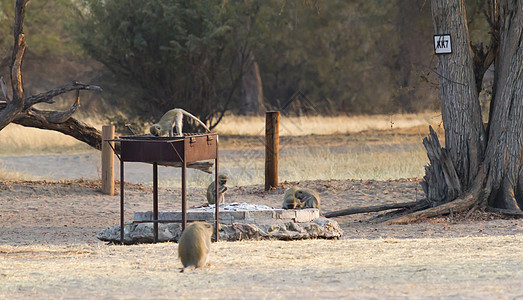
180,109 -> 211,132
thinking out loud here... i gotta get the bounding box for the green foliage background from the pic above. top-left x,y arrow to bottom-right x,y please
0,0 -> 81,63
0,0 -> 491,123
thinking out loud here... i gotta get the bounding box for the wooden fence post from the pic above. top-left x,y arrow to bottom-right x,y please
265,111 -> 279,191
101,125 -> 115,195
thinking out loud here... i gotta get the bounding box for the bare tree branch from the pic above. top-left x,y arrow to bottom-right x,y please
13,110 -> 103,150
0,0 -> 27,131
23,81 -> 102,110
11,0 -> 28,104
42,90 -> 80,124
323,200 -> 427,218
0,0 -> 210,176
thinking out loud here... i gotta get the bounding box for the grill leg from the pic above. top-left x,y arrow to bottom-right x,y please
120,160 -> 125,245
181,159 -> 187,231
153,162 -> 158,243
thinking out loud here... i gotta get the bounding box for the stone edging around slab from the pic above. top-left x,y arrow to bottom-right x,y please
96,218 -> 343,244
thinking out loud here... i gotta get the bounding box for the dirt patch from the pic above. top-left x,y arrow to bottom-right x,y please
0,178 -> 522,298
1,178 -> 521,242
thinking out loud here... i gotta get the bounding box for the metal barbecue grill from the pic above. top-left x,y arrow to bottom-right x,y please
106,133 -> 220,244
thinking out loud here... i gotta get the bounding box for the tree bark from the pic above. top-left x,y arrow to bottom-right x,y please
430,0 -> 486,193
0,0 -> 27,131
483,0 -> 523,210
421,126 -> 462,206
422,0 -> 486,205
13,110 -> 104,150
387,0 -> 523,223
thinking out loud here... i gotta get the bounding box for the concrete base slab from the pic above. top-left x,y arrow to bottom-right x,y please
133,202 -> 321,225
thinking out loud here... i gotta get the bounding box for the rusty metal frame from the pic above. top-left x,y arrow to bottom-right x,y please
105,133 -> 219,244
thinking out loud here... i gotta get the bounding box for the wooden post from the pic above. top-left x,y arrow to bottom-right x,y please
101,125 -> 115,195
265,111 -> 279,191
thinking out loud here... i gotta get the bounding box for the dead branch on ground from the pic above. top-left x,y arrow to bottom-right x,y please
323,200 -> 428,218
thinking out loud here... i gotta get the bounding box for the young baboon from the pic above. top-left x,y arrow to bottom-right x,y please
178,222 -> 214,272
206,174 -> 228,204
282,186 -> 301,209
295,188 -> 321,209
149,108 -> 211,137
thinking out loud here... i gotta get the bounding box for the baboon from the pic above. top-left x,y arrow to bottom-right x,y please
178,222 -> 214,272
206,174 -> 228,204
282,186 -> 301,209
149,108 -> 211,137
295,188 -> 321,209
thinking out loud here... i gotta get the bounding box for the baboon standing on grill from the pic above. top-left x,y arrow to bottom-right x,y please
178,222 -> 214,272
207,174 -> 228,204
149,108 -> 211,137
282,186 -> 301,209
295,188 -> 321,209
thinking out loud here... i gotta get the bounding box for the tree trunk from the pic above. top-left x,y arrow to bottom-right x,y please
0,0 -> 26,131
483,0 -> 523,210
388,0 -> 523,223
240,50 -> 264,115
429,0 -> 486,194
423,0 -> 486,207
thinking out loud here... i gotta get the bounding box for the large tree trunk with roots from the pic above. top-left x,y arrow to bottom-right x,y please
388,0 -> 522,224
422,0 -> 486,205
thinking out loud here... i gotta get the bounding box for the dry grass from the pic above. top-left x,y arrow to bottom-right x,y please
0,113 -> 441,156
0,114 -> 439,184
0,122 -> 98,156
280,146 -> 428,182
1,235 -> 521,298
214,112 -> 442,136
190,144 -> 428,187
154,148 -> 428,188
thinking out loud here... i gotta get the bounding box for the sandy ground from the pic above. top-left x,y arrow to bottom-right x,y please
1,178 -> 522,298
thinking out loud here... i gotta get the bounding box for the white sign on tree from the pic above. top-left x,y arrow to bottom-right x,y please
434,34 -> 452,54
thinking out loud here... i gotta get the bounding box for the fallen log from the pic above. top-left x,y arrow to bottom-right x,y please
323,200 -> 426,218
